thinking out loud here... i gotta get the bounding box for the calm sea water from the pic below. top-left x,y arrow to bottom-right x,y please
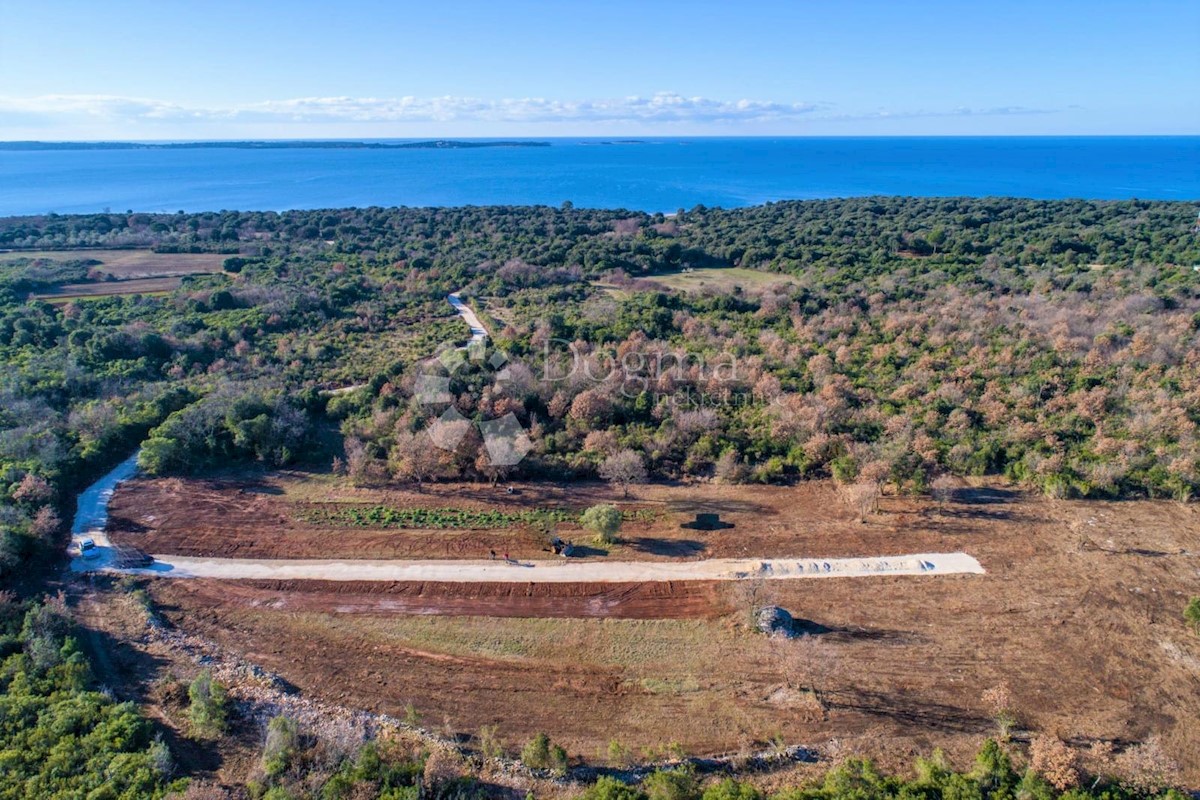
1,137 -> 1197,216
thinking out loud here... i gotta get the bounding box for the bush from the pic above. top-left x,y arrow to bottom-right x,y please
580,504 -> 622,544
642,767 -> 697,800
579,777 -> 647,800
520,733 -> 568,774
1184,597 -> 1200,635
187,669 -> 229,738
262,715 -> 299,777
700,779 -> 761,800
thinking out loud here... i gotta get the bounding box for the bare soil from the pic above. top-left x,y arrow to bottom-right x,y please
110,475 -> 966,561
106,474 -> 1200,782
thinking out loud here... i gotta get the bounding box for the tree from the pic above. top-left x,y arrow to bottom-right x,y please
930,474 -> 957,507
1185,597 -> 1200,635
599,449 -> 647,498
980,684 -> 1017,740
1029,734 -> 1080,791
580,504 -> 622,544
187,670 -> 229,738
838,480 -> 881,523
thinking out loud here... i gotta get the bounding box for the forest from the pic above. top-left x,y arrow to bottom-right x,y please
0,198 -> 1196,795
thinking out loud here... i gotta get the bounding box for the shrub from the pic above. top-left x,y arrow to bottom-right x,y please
262,715 -> 299,777
642,767 -> 697,800
187,669 -> 229,738
579,777 -> 647,800
1184,597 -> 1200,635
580,504 -> 622,544
422,749 -> 465,788
520,733 -> 568,774
699,779 -> 761,800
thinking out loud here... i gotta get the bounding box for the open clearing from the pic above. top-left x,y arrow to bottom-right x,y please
93,472 -> 1200,780
644,267 -> 800,293
37,276 -> 185,300
1,247 -> 227,277
1,248 -> 227,299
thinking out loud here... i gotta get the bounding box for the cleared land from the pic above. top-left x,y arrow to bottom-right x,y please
37,276 -> 185,300
1,248 -> 227,278
1,248 -> 227,299
645,267 -> 800,293
99,473 -> 1200,779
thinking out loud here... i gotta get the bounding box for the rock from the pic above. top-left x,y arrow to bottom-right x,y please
756,606 -> 796,638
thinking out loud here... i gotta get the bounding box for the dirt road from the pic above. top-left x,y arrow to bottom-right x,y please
103,552 -> 983,581
447,292 -> 488,343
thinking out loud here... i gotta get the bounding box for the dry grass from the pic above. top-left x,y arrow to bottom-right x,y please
35,277 -> 185,299
644,267 -> 799,293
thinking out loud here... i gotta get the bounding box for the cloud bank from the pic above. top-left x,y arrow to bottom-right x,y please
0,92 -> 828,127
0,92 -> 1061,135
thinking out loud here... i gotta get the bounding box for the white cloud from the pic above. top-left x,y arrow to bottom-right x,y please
0,92 -> 824,127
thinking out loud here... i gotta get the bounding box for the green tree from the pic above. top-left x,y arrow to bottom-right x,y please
580,504 -> 622,544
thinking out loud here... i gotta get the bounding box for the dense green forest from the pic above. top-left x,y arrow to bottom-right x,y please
0,198 -> 1196,795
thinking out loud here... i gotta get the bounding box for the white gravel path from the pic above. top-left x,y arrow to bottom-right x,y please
81,551 -> 984,582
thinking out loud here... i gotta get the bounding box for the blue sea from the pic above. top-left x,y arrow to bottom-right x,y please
1,137 -> 1197,216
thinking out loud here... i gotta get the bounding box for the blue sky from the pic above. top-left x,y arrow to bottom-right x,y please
1,0 -> 1196,139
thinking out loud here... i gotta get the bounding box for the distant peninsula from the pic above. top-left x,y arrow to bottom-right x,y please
0,140 -> 551,151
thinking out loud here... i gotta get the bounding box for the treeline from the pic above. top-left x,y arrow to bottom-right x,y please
2,198 -> 1195,279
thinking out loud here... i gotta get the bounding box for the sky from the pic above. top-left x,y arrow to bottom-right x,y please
1,0 -> 1197,139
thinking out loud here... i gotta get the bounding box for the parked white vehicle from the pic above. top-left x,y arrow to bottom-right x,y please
78,537 -> 100,559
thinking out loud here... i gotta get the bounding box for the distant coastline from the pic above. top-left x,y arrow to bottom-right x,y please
0,140 -> 551,151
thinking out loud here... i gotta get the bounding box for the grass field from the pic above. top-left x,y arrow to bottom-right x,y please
645,267 -> 800,293
36,277 -> 185,301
